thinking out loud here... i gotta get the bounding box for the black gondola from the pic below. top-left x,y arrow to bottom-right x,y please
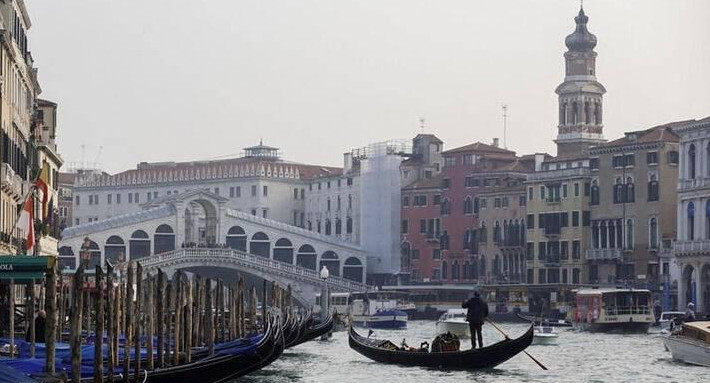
516,313 -> 573,327
288,311 -> 334,348
348,323 -> 534,370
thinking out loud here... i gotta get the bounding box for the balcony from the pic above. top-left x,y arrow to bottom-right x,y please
673,240 -> 710,255
586,248 -> 623,261
545,197 -> 561,205
679,177 -> 710,191
527,167 -> 590,182
425,231 -> 441,242
0,163 -> 24,202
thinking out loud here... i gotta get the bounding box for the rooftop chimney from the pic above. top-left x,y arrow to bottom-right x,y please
492,138 -> 499,148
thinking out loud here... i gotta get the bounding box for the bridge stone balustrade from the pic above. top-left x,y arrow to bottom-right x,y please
138,248 -> 370,305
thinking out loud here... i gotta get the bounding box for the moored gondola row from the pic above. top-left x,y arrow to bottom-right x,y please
0,260 -> 333,383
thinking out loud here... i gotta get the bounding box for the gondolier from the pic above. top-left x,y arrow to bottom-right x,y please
462,291 -> 488,349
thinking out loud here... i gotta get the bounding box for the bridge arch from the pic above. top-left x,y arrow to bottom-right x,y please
183,198 -> 219,246
250,232 -> 270,257
105,235 -> 126,264
319,251 -> 340,277
273,238 -> 294,264
226,225 -> 247,251
297,244 -> 317,270
130,230 -> 151,260
59,246 -> 75,271
88,240 -> 101,269
343,257 -> 364,282
154,224 -> 175,254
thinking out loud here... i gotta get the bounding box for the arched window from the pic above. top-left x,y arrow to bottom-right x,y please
273,238 -> 294,264
614,177 -> 624,204
346,217 -> 353,234
154,224 -> 175,254
463,261 -> 471,279
706,202 -> 710,239
129,230 -> 150,260
600,221 -> 607,248
473,197 -> 480,214
337,195 -> 341,210
494,221 -> 501,244
626,177 -> 635,203
87,240 -> 101,269
335,218 -> 342,235
592,222 -> 599,248
226,226 -> 247,251
325,219 -> 332,235
348,194 -> 353,209
626,219 -> 634,250
343,257 -> 364,282
250,232 -> 270,257
480,222 -> 487,243
464,196 -> 473,214
327,198 -> 331,211
441,198 -> 451,215
688,202 -> 695,240
105,236 -> 126,265
649,218 -> 658,249
648,174 -> 659,201
689,143 -> 696,179
608,220 -> 616,248
591,179 -> 600,205
317,220 -> 321,233
307,221 -> 313,231
319,251 -> 340,277
442,261 -> 448,280
296,244 -> 317,270
452,261 -> 460,280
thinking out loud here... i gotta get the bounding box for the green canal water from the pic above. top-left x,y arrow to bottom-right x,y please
237,320 -> 707,383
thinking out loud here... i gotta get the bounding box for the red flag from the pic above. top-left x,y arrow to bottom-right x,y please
15,195 -> 35,253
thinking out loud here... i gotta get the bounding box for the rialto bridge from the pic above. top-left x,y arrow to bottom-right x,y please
59,190 -> 368,305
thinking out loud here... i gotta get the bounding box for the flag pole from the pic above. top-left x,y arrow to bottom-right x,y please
8,184 -> 37,253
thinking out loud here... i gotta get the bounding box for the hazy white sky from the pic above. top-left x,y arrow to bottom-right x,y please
26,0 -> 710,173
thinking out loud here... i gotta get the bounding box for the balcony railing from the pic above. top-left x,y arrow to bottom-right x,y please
527,167 -> 590,182
679,177 -> 710,190
0,163 -> 24,201
586,248 -> 623,261
673,240 -> 710,254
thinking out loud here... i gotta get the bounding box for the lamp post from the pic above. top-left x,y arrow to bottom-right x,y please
319,265 -> 329,340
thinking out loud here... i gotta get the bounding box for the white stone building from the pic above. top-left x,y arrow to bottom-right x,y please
673,116 -> 710,313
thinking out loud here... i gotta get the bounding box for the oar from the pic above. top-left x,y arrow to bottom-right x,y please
487,318 -> 548,370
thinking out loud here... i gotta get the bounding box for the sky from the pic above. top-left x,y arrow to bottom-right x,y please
25,0 -> 710,174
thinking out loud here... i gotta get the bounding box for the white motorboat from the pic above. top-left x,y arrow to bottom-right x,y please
656,311 -> 685,332
663,321 -> 710,367
532,325 -> 559,345
435,309 -> 470,338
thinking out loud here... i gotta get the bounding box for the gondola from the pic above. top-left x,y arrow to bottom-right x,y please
284,314 -> 305,348
288,311 -> 334,348
516,313 -> 572,327
116,314 -> 284,383
348,323 -> 534,370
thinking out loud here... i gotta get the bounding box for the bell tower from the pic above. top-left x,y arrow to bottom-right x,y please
554,6 -> 607,157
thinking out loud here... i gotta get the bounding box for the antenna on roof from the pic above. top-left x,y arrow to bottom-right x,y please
419,117 -> 425,133
81,144 -> 86,169
502,104 -> 508,149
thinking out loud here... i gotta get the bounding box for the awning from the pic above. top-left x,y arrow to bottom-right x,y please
0,255 -> 51,282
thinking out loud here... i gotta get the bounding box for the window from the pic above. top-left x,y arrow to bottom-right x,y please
251,185 -> 257,196
116,194 -> 121,204
626,219 -> 634,249
572,240 -> 581,259
463,154 -> 475,165
668,150 -> 679,165
230,187 -> 235,198
327,198 -> 331,211
502,197 -> 509,208
128,193 -> 133,203
347,177 -> 353,186
444,157 -> 455,167
590,158 -> 599,170
337,179 -> 341,187
648,175 -> 659,201
626,177 -> 635,203
613,178 -> 624,204
574,183 -> 579,197
420,219 -> 427,234
75,218 -> 80,225
494,198 -> 501,208
572,211 -> 580,227
519,195 -> 526,207
402,196 -> 410,207
401,220 -> 409,234
433,195 -> 441,205
625,154 -> 635,167
613,155 -> 624,168
251,209 -> 257,216
538,269 -> 546,284
301,189 -> 305,199
527,215 -> 534,229
346,217 -> 353,233
649,218 -> 658,249
134,193 -> 139,203
441,198 -> 451,215
561,212 -> 569,227
88,195 -> 93,205
480,198 -> 487,208
591,181 -> 600,205
687,202 -> 695,240
584,182 -> 591,196
538,242 -> 546,260
294,188 -> 299,199
442,178 -> 451,189
562,184 -> 568,198
689,144 -> 697,179
647,151 -> 659,165
327,181 -> 331,189
236,186 -> 241,197
561,241 -> 569,259
526,242 -> 534,260
414,195 -> 427,206
540,186 -> 545,199
147,192 -> 152,201
337,196 -> 341,210
464,197 -> 473,214
108,194 -> 112,204
263,185 -> 268,197
411,249 -> 420,260
528,187 -> 534,201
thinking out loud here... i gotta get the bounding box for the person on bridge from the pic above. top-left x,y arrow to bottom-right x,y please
462,291 -> 488,349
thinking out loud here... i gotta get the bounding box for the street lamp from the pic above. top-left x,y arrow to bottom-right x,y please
319,265 -> 330,340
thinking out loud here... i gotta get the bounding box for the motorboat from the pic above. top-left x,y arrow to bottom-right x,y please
663,321 -> 710,367
532,326 -> 558,345
655,311 -> 685,332
435,309 -> 470,338
516,313 -> 572,327
350,292 -> 409,329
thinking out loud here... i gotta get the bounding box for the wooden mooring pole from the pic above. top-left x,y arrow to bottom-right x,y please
94,265 -> 104,383
70,264 -> 84,383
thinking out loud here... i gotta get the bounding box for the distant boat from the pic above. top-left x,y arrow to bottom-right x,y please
517,313 -> 572,327
652,311 -> 685,332
435,309 -> 470,338
572,288 -> 653,333
663,321 -> 710,367
350,292 -> 410,329
532,325 -> 558,345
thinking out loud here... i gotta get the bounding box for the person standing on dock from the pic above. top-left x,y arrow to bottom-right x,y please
462,291 -> 488,349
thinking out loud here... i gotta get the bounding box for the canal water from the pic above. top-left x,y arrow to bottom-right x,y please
237,320 -> 707,383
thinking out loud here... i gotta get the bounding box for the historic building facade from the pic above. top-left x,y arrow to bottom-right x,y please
400,175 -> 442,283
588,124 -> 680,304
673,117 -> 710,313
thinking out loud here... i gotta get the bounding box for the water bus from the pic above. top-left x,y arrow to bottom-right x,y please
572,288 -> 653,333
349,291 -> 410,329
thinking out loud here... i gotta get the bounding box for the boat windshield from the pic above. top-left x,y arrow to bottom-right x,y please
601,291 -> 651,315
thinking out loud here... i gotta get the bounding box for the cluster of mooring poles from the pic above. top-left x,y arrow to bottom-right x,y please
7,257 -> 293,383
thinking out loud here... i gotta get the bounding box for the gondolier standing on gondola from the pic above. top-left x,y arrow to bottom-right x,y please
462,291 -> 488,349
